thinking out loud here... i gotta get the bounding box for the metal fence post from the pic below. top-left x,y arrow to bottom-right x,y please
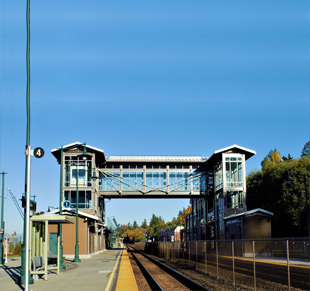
196,241 -> 198,263
189,241 -> 191,262
205,241 -> 208,274
216,240 -> 219,279
253,241 -> 256,291
287,240 -> 291,291
232,240 -> 235,286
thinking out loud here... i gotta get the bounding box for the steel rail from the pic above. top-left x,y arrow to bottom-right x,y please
126,246 -> 164,291
128,245 -> 209,291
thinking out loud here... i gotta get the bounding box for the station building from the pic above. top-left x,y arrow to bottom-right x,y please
51,142 -> 272,256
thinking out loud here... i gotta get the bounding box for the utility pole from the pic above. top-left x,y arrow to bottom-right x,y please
0,171 -> 7,264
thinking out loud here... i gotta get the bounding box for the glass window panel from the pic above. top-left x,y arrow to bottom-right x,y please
64,191 -> 69,201
146,172 -> 152,190
238,162 -> 242,183
123,172 -> 129,190
137,172 -> 143,190
86,191 -> 92,208
226,162 -> 230,186
71,191 -> 76,205
169,173 -> 176,190
130,172 -> 136,190
200,174 -> 206,191
153,172 -> 159,185
101,172 -> 120,191
225,156 -> 243,187
184,172 -> 190,190
226,191 -> 244,208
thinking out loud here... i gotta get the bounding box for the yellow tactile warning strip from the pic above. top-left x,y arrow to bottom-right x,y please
116,249 -> 138,291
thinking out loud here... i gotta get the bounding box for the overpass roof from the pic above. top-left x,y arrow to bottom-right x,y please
107,156 -> 208,163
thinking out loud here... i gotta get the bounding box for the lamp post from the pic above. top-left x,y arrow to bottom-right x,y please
20,0 -> 34,288
73,160 -> 81,262
0,171 -> 7,264
73,144 -> 91,262
59,146 -> 66,269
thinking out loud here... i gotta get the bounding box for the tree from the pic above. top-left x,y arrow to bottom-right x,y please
147,214 -> 165,241
247,156 -> 310,237
141,218 -> 148,229
149,214 -> 164,227
261,149 -> 282,170
133,221 -> 138,229
301,141 -> 310,158
178,206 -> 191,226
282,154 -> 293,161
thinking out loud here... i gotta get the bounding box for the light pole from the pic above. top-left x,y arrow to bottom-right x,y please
20,0 -> 34,288
73,145 -> 90,262
73,160 -> 81,262
0,171 -> 7,264
59,146 -> 66,269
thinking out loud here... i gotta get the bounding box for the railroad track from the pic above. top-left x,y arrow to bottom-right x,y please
126,245 -> 208,291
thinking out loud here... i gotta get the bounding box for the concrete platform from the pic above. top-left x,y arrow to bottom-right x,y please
0,249 -> 122,291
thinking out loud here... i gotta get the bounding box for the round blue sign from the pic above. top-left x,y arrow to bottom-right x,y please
62,200 -> 71,208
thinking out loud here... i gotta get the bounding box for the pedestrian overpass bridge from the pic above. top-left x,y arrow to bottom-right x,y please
98,155 -> 210,198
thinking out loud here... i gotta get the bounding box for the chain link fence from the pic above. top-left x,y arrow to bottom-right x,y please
137,239 -> 310,290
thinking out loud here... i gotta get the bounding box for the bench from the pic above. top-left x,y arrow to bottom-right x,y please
31,256 -> 45,280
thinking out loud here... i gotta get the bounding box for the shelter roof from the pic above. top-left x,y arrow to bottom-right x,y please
49,209 -> 101,221
30,213 -> 75,224
224,208 -> 274,221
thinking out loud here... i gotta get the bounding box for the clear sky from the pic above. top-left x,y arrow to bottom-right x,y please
0,1 -> 309,237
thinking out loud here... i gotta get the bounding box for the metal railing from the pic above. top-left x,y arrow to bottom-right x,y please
135,238 -> 310,291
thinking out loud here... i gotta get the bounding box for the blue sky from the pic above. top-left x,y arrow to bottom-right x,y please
0,1 -> 309,236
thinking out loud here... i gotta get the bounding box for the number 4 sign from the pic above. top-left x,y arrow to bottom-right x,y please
33,147 -> 45,158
